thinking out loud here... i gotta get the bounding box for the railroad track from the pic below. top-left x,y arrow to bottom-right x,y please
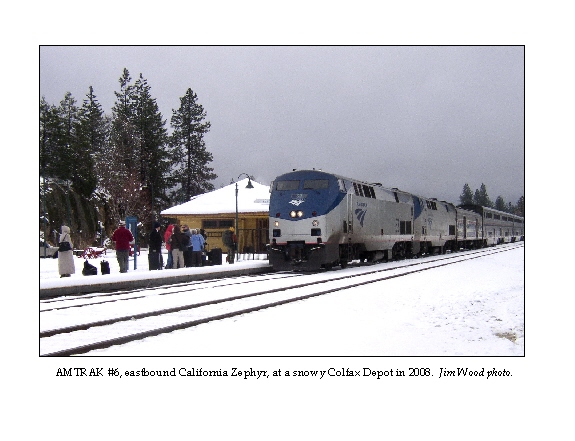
40,243 -> 523,356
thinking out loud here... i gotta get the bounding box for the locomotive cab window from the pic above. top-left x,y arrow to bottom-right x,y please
275,180 -> 300,191
303,179 -> 329,189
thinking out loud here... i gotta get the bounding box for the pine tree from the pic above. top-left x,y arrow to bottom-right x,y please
473,183 -> 493,207
495,195 -> 506,212
105,68 -> 143,224
170,88 -> 216,202
40,92 -> 101,244
110,68 -> 139,170
75,86 -> 106,198
132,73 -> 169,218
459,183 -> 474,205
104,69 -> 171,226
40,97 -> 60,179
53,92 -> 78,182
516,196 -> 525,217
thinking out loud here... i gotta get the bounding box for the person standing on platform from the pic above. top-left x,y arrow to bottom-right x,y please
112,220 -> 134,273
148,221 -> 163,270
164,224 -> 174,269
182,225 -> 193,267
57,225 -> 75,278
169,225 -> 189,269
191,229 -> 206,267
222,227 -> 237,264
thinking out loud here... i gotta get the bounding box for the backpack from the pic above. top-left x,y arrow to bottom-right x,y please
82,260 -> 98,276
100,260 -> 110,275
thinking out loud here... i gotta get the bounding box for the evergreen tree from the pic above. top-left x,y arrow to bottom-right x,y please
53,92 -> 78,182
132,73 -> 169,217
473,183 -> 493,207
516,196 -> 525,217
110,68 -> 139,170
459,183 -> 474,205
75,86 -> 106,198
495,195 -> 506,212
169,88 -> 216,202
104,69 -> 171,226
40,97 -> 60,179
105,68 -> 143,224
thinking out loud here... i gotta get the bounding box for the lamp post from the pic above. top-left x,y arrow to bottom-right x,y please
234,173 -> 254,262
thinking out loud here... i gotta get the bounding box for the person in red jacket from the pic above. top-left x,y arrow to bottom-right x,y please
112,220 -> 134,273
164,224 -> 174,269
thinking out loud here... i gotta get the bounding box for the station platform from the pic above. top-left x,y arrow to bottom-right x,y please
40,261 -> 273,299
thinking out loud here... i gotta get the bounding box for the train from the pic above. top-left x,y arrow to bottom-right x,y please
268,169 -> 524,271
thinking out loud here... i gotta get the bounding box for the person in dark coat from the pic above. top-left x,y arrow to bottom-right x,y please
182,225 -> 193,267
222,227 -> 237,263
148,222 -> 163,270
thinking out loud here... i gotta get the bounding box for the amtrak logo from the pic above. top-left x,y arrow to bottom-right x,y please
355,208 -> 367,227
289,193 -> 307,206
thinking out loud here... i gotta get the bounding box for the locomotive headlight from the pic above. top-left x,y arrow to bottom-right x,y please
297,211 -> 303,218
312,220 -> 319,227
290,211 -> 297,218
274,221 -> 280,227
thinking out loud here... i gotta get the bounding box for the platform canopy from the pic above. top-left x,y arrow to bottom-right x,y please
160,178 -> 270,216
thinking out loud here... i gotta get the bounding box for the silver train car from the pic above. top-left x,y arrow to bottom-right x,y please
268,169 -> 524,271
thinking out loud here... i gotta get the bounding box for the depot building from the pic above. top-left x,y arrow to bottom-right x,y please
160,178 -> 270,253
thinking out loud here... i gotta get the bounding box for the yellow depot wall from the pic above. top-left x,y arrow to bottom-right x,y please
166,212 -> 269,253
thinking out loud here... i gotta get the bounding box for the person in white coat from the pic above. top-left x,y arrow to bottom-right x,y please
58,225 -> 75,277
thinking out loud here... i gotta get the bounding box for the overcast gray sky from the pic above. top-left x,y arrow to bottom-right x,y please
40,46 -> 524,205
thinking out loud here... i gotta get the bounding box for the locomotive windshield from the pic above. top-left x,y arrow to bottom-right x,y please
275,180 -> 300,191
303,179 -> 329,189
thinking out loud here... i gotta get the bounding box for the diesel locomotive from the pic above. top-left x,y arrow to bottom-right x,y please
268,169 -> 524,271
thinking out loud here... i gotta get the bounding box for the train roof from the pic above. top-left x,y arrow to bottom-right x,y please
275,169 -> 455,205
457,204 -> 524,220
276,169 -> 413,195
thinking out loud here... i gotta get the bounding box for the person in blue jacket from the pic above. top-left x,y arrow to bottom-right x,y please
191,229 -> 206,267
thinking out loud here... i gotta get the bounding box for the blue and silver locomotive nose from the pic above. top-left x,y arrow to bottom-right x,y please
268,170 -> 345,270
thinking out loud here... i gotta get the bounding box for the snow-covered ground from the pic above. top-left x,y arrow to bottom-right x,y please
40,245 -> 524,356
39,248 -> 269,290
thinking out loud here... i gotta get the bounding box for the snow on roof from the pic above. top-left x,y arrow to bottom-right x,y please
160,178 -> 270,216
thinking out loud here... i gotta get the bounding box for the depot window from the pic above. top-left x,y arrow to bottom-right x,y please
202,219 -> 234,229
